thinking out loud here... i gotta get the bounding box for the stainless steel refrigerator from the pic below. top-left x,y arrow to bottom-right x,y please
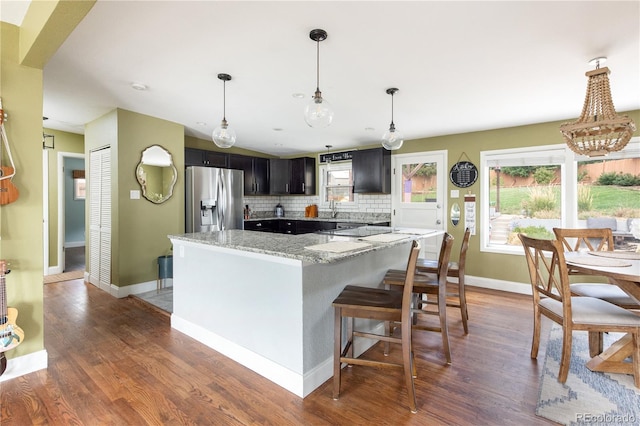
186,166 -> 244,232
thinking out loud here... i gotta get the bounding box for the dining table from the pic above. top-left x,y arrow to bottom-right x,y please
564,250 -> 640,376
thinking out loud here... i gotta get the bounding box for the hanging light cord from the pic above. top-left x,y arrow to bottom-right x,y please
222,79 -> 227,122
389,92 -> 396,131
315,38 -> 320,93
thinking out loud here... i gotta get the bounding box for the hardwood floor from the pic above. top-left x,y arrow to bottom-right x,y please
1,280 -> 557,425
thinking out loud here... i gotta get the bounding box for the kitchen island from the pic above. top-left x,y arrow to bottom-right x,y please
168,228 -> 441,397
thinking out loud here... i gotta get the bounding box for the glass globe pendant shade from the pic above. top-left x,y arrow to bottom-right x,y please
382,124 -> 404,150
305,29 -> 334,128
304,91 -> 334,128
212,118 -> 236,148
211,73 -> 236,148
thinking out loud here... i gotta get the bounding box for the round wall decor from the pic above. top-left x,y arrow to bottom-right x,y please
449,161 -> 478,188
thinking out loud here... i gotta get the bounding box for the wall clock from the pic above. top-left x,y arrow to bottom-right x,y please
449,161 -> 478,188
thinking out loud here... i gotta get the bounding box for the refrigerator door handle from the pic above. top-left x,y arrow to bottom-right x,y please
217,172 -> 225,230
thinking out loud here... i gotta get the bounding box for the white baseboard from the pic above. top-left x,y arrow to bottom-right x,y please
100,276 -> 525,299
466,275 -> 532,295
87,278 -> 173,299
171,314 -> 383,398
172,314 -> 309,397
111,280 -> 173,298
65,242 -> 85,248
0,350 -> 48,383
47,265 -> 63,275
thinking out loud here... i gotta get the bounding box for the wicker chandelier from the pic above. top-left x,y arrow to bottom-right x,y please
559,58 -> 635,157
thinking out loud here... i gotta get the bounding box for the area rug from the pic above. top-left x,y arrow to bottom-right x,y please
43,270 -> 84,284
536,324 -> 640,425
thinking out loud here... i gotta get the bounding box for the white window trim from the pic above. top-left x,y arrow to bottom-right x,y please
318,162 -> 358,208
480,138 -> 640,256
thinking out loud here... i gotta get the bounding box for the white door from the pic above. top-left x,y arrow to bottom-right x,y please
89,147 -> 111,291
391,151 -> 446,259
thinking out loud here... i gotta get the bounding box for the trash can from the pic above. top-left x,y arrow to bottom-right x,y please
157,255 -> 173,291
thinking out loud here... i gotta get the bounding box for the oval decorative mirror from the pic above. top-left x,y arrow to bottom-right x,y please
450,202 -> 461,226
135,145 -> 177,204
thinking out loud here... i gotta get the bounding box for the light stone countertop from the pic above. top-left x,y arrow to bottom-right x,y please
243,216 -> 389,224
169,228 -> 441,264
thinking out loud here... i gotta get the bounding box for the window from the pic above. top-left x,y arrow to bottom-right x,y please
481,138 -> 639,254
400,162 -> 438,203
73,169 -> 86,200
319,162 -> 356,206
74,178 -> 86,200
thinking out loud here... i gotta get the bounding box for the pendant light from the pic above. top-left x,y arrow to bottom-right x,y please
304,29 -> 334,128
212,73 -> 236,148
382,88 -> 404,150
560,57 -> 635,157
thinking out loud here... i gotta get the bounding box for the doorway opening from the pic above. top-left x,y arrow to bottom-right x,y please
43,150 -> 86,276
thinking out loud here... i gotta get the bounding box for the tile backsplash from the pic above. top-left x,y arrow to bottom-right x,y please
244,194 -> 391,220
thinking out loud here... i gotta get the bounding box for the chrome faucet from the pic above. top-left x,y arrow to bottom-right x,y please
329,200 -> 338,218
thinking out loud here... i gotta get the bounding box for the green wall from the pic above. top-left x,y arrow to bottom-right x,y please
394,110 -> 640,287
0,22 -> 45,359
85,109 -> 184,288
0,0 -> 93,362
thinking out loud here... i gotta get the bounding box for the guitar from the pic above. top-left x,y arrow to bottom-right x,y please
0,98 -> 19,205
0,259 -> 24,376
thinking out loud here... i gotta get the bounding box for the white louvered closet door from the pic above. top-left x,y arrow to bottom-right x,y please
89,147 -> 112,291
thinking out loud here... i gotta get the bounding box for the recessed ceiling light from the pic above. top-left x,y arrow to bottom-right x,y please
292,93 -> 305,99
196,121 -> 207,126
131,83 -> 148,91
273,128 -> 283,131
364,127 -> 376,131
274,143 -> 283,147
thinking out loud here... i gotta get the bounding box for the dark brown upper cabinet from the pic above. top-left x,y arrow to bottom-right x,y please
185,148 -> 229,168
229,154 -> 269,195
352,147 -> 391,194
269,157 -> 316,195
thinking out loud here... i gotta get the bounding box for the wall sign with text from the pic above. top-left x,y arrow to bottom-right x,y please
319,150 -> 353,163
449,161 -> 478,188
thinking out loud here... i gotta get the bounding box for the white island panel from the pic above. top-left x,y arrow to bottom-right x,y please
172,240 -> 304,370
169,229 -> 440,397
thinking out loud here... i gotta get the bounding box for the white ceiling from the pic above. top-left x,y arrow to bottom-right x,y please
3,1 -> 639,156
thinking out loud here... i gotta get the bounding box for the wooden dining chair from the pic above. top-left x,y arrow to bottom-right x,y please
382,233 -> 455,364
554,227 -> 614,252
412,227 -> 470,334
553,227 -> 639,310
519,234 -> 640,387
332,240 -> 424,413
